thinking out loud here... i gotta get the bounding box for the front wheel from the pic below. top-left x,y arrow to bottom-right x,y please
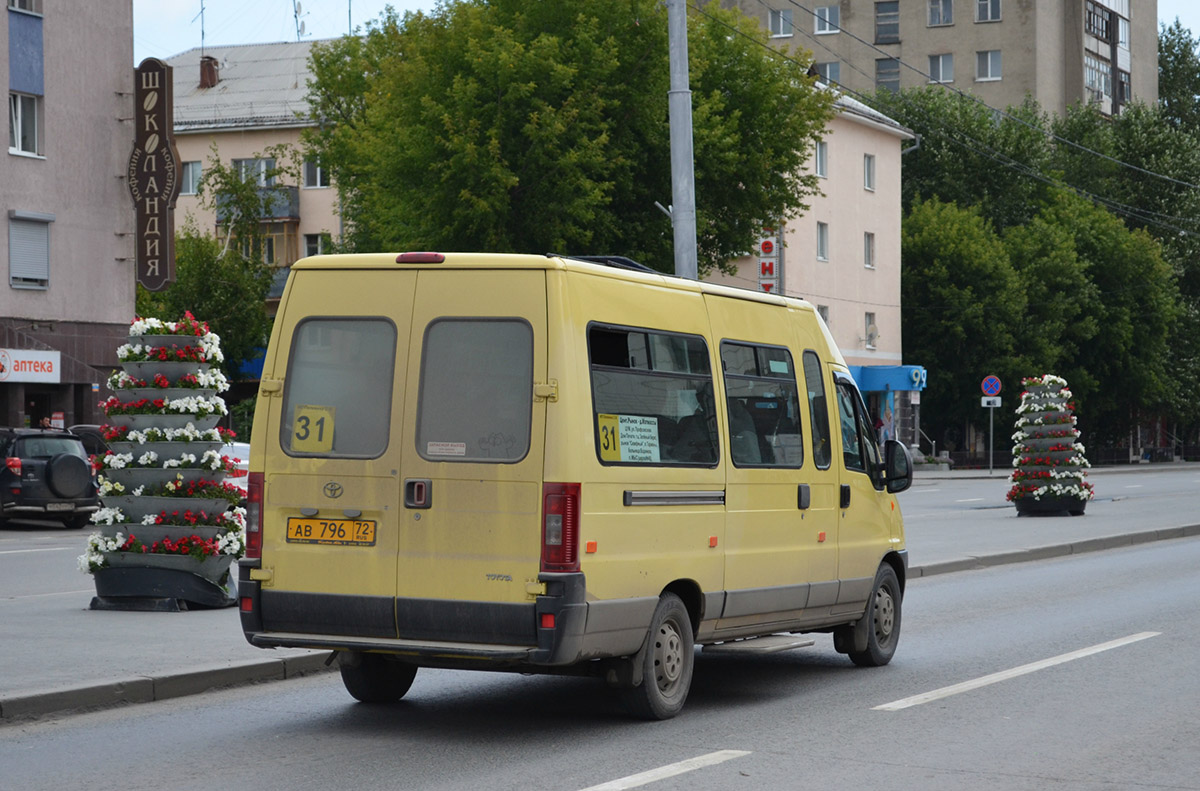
620,593 -> 694,720
338,651 -> 417,703
848,564 -> 902,668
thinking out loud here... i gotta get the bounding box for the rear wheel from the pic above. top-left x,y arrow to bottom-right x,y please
620,593 -> 694,720
338,651 -> 418,703
848,564 -> 902,667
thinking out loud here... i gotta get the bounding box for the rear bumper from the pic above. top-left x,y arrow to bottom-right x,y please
237,563 -> 589,667
2,501 -> 99,516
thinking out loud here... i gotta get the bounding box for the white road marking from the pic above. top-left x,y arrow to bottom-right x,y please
955,498 -> 984,503
578,750 -> 751,791
1125,485 -> 1144,489
874,632 -> 1161,712
0,546 -> 76,555
1,589 -> 94,601
902,488 -> 940,494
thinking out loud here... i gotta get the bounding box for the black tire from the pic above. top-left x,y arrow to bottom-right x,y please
620,593 -> 694,720
46,453 -> 91,499
338,651 -> 417,703
64,514 -> 92,530
848,564 -> 902,668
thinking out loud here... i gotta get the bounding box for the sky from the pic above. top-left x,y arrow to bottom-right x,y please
134,1 -> 1200,65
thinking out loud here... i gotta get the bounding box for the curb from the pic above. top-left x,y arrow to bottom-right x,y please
909,524 -> 1200,578
5,524 -> 1200,722
0,651 -> 335,722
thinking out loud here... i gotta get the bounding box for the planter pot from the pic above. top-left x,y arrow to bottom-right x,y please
111,388 -> 218,404
100,551 -> 233,583
101,467 -> 218,489
99,525 -> 231,545
102,494 -> 232,522
1016,436 -> 1080,452
107,440 -> 224,460
91,565 -> 236,609
1013,495 -> 1088,516
1022,384 -> 1067,397
106,414 -> 221,431
126,334 -> 205,349
121,361 -> 212,381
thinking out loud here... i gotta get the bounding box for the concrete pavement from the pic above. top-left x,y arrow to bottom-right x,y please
2,463 -> 1198,722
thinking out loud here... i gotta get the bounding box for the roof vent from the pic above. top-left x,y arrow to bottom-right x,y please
200,55 -> 220,89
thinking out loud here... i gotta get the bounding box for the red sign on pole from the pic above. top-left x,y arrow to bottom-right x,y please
981,375 -> 1002,396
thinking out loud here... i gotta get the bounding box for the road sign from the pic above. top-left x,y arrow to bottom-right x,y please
981,375 -> 1002,396
982,396 -> 1002,407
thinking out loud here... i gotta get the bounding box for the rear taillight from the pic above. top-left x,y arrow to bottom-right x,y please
541,482 -> 580,573
246,471 -> 263,559
5,457 -> 20,475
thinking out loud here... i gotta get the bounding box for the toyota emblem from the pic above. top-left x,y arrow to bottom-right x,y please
323,481 -> 344,499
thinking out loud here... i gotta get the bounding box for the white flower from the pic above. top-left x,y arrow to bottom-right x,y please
90,507 -> 127,526
194,369 -> 230,393
98,477 -> 126,496
137,450 -> 159,466
129,317 -> 165,336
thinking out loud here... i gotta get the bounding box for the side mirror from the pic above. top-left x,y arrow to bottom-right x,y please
884,439 -> 912,494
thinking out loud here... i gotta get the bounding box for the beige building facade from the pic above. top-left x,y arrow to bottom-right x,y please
708,95 -> 925,445
730,0 -> 1157,117
2,0 -> 134,428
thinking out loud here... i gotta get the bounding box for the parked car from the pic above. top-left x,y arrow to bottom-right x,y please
0,428 -> 100,529
67,424 -> 109,457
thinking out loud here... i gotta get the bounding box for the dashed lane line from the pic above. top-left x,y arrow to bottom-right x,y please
577,750 -> 752,791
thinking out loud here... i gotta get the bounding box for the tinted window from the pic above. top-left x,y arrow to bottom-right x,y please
416,319 -> 533,463
15,437 -> 86,459
720,342 -> 803,467
589,325 -> 716,466
281,319 -> 397,457
803,351 -> 833,469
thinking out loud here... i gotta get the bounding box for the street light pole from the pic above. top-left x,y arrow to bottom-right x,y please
666,0 -> 698,279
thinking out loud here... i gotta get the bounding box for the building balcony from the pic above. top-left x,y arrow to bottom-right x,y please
215,185 -> 300,223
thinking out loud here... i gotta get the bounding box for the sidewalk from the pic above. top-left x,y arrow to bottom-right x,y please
3,463 -> 1198,722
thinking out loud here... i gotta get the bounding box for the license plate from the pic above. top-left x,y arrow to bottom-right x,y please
286,517 -> 376,546
45,503 -> 74,512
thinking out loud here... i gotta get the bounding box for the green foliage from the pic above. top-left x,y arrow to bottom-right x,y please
1159,20 -> 1200,134
304,0 -> 834,275
901,198 -> 1025,434
136,223 -> 272,382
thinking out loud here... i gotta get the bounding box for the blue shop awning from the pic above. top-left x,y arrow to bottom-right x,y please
847,364 -> 927,393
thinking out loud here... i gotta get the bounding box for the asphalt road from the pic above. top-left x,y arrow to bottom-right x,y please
3,534 -> 1197,791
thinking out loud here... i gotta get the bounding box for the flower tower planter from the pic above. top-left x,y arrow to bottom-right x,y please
1007,374 -> 1094,516
79,314 -> 247,611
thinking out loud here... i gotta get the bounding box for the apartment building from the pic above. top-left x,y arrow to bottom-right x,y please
731,0 -> 1157,116
2,0 -> 134,428
707,93 -> 926,446
164,41 -> 339,312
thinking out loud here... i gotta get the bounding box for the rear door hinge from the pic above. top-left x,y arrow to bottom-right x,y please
533,380 -> 558,402
260,378 -> 283,397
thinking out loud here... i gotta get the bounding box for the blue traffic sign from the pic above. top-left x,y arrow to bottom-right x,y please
981,375 -> 1002,396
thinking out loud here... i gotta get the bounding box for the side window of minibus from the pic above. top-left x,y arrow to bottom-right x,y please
835,377 -> 883,484
802,351 -> 833,469
720,341 -> 803,467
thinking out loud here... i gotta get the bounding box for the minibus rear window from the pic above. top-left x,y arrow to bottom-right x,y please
588,325 -> 718,466
416,318 -> 533,463
281,318 -> 397,458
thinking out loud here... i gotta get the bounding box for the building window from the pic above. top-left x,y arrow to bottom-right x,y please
929,0 -> 953,26
864,232 -> 876,269
1117,70 -> 1132,104
976,50 -> 1002,81
864,153 -> 876,191
814,5 -> 840,34
180,161 -> 203,195
976,0 -> 1000,22
865,313 -> 878,349
817,305 -> 830,324
875,58 -> 901,92
8,213 -> 53,289
815,141 -> 828,178
1117,16 -> 1130,49
303,159 -> 330,188
1085,54 -> 1113,100
875,2 -> 900,44
816,221 -> 829,261
8,92 -> 41,156
7,0 -> 42,13
1085,1 -> 1112,41
304,232 -> 331,257
929,53 -> 954,83
814,61 -> 841,84
769,8 -> 793,37
233,158 -> 275,187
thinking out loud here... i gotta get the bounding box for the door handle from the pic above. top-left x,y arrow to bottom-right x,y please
797,483 -> 811,510
840,484 -> 851,509
405,478 -> 432,509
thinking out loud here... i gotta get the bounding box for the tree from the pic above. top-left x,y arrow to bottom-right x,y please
901,198 -> 1026,442
305,0 -> 834,275
1159,20 -> 1200,134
